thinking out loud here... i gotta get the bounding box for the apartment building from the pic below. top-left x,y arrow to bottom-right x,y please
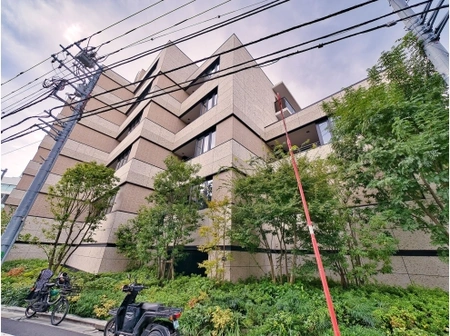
5,34 -> 447,290
1,176 -> 21,208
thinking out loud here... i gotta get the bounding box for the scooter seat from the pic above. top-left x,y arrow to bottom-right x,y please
141,303 -> 161,311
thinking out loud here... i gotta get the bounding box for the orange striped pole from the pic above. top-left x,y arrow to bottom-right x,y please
276,93 -> 340,336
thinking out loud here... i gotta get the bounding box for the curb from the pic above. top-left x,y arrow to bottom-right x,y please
1,305 -> 107,331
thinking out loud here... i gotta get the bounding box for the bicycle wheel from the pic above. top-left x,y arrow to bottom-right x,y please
50,298 -> 69,325
104,318 -> 116,336
24,304 -> 37,318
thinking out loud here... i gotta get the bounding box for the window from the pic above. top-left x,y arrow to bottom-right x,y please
127,112 -> 142,135
118,112 -> 143,141
200,89 -> 218,115
128,80 -> 153,114
115,147 -> 131,170
134,60 -> 158,93
195,129 -> 216,157
191,177 -> 213,210
316,118 -> 333,145
105,194 -> 117,214
203,60 -> 219,79
185,59 -> 220,94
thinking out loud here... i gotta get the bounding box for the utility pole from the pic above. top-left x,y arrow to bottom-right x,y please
1,46 -> 102,263
388,0 -> 449,85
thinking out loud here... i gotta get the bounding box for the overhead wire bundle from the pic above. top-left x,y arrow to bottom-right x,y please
2,0 -> 446,148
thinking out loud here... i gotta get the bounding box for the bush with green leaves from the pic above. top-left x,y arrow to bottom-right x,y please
2,259 -> 448,335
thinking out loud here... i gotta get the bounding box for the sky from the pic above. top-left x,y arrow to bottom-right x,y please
1,0 -> 448,178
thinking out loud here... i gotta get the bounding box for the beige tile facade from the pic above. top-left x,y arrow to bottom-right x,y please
5,34 -> 447,290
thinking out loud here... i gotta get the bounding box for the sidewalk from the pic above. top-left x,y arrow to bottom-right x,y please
1,305 -> 107,331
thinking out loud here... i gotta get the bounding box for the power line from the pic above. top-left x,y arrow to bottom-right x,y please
2,0 -> 287,122
1,57 -> 53,87
1,140 -> 42,156
1,89 -> 54,119
2,87 -> 50,114
28,0 -> 407,116
3,1 -> 442,146
101,0 -> 289,69
0,0 -> 234,103
0,0 -> 165,88
108,0 -> 255,54
42,0 -> 286,90
52,2 -> 449,123
84,0 -> 165,47
95,0 -> 197,55
1,0 -> 431,140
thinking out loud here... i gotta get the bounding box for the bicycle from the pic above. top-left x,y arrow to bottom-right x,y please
25,271 -> 74,326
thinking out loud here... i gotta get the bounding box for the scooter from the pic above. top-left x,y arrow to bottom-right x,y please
104,276 -> 182,336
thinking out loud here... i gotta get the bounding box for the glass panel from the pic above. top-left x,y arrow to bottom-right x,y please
203,134 -> 210,154
210,131 -> 216,149
318,120 -> 332,145
205,179 -> 213,201
195,137 -> 204,156
200,101 -> 207,115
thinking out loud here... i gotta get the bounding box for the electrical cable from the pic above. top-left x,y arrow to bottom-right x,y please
35,0 -> 293,96
1,89 -> 54,119
2,87 -> 50,114
59,3 -> 450,123
1,110 -> 54,135
42,0 -> 426,115
1,57 -> 74,101
116,0 -> 236,51
2,1 -> 441,144
0,0 -> 165,88
3,0 -> 287,109
0,0 -> 430,142
1,140 -> 42,156
1,57 -> 53,87
4,2 -> 442,146
1,68 -> 71,113
130,0 -> 273,47
95,0 -> 197,55
84,0 -> 165,48
1,0 -> 228,101
100,0 -> 288,67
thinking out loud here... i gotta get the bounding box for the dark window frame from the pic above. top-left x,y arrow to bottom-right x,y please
134,60 -> 159,94
115,146 -> 132,170
316,118 -> 333,145
194,128 -> 216,157
191,176 -> 213,210
200,88 -> 218,115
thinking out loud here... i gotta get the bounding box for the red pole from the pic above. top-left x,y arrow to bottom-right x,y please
276,93 -> 340,336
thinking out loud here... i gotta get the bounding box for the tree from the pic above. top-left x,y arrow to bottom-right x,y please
116,156 -> 204,279
29,161 -> 119,272
231,151 -> 300,283
1,207 -> 14,234
323,33 -> 449,258
231,147 -> 397,286
198,197 -> 233,282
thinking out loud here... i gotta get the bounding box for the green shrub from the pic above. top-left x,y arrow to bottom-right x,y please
1,259 -> 448,336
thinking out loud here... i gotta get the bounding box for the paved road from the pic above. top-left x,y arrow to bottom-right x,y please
1,317 -> 98,336
1,311 -> 104,336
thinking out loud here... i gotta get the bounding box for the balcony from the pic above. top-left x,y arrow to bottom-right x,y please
274,97 -> 296,121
